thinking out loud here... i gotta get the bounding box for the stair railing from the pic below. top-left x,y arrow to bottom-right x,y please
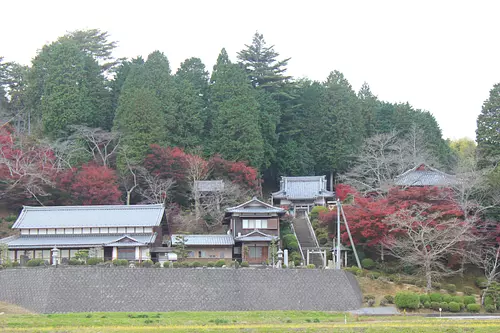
290,222 -> 305,265
304,210 -> 326,266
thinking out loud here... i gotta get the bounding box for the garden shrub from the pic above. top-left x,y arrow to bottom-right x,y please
423,301 -> 431,309
141,260 -> 154,268
87,258 -> 103,265
430,293 -> 443,303
172,262 -> 180,268
485,304 -> 496,313
367,299 -> 375,307
467,304 -> 480,313
394,292 -> 420,310
484,296 -> 494,306
475,277 -> 488,289
463,286 -> 475,296
367,272 -> 381,280
191,261 -> 202,268
181,261 -> 191,268
163,261 -> 171,268
240,261 -> 249,268
463,296 -> 476,305
12,261 -> 19,267
364,295 -> 375,302
207,262 -> 215,268
379,299 -> 387,306
306,264 -> 316,269
431,302 -> 440,310
361,258 -> 375,270
215,260 -> 226,267
68,259 -> 84,265
309,206 -> 328,220
112,259 -> 128,266
432,282 -> 442,290
419,294 -> 430,304
459,303 -> 465,311
451,296 -> 463,304
442,295 -> 452,303
153,262 -> 161,268
440,302 -> 449,311
283,234 -> 299,251
26,258 -> 45,267
384,295 -> 394,304
448,302 -> 460,312
445,284 -> 457,294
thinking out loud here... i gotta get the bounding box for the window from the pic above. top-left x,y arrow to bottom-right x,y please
242,219 -> 267,229
144,227 -> 153,233
109,227 -> 117,233
56,228 -> 64,235
117,248 -> 135,260
187,251 -> 195,258
135,227 -> 144,233
220,252 -> 225,259
100,228 -> 108,234
39,229 -> 47,235
47,228 -> 56,235
249,247 -> 262,259
198,251 -> 205,258
126,227 -> 135,233
91,228 -> 100,234
29,229 -> 38,235
117,227 -> 126,233
74,228 -> 82,234
21,229 -> 29,235
82,228 -> 91,234
65,228 -> 73,234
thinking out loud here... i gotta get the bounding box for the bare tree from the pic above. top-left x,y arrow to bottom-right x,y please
185,152 -> 210,220
468,243 -> 500,304
68,125 -> 120,167
138,170 -> 175,205
342,126 -> 438,194
383,204 -> 477,290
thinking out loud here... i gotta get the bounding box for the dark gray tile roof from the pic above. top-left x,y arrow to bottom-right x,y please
2,234 -> 156,249
225,197 -> 285,214
272,176 -> 335,200
235,230 -> 277,242
394,164 -> 456,186
12,204 -> 165,229
171,234 -> 234,246
194,180 -> 224,192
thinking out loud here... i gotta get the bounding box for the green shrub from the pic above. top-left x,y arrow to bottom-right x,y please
384,295 -> 394,304
163,261 -> 171,268
206,262 -> 215,268
463,296 -> 476,305
451,296 -> 463,304
283,234 -> 299,251
448,302 -> 460,312
463,286 -> 475,296
419,294 -> 430,304
379,298 -> 387,306
215,260 -> 226,267
423,301 -> 431,309
309,206 -> 328,220
467,304 -> 480,313
181,262 -> 191,268
445,284 -> 457,294
172,262 -> 181,268
26,258 -> 45,267
485,304 -> 496,313
142,260 -> 154,268
87,258 -> 103,265
306,264 -> 316,269
459,303 -> 465,311
364,295 -> 376,302
430,293 -> 443,303
367,272 -> 381,280
475,277 -> 488,289
240,261 -> 249,268
394,292 -> 420,310
431,302 -> 440,310
442,295 -> 452,303
361,258 -> 375,270
112,259 -> 128,266
387,274 -> 401,283
485,296 -> 495,306
191,261 -> 202,268
432,282 -> 442,290
440,302 -> 449,311
153,262 -> 161,268
68,259 -> 84,265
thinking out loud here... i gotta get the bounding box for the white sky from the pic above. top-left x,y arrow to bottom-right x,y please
2,0 -> 499,141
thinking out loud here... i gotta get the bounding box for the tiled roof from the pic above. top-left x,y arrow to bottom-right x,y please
171,234 -> 235,246
225,197 -> 285,214
272,176 -> 335,200
194,180 -> 224,192
2,234 -> 156,249
235,230 -> 278,242
12,204 -> 165,229
394,164 -> 456,186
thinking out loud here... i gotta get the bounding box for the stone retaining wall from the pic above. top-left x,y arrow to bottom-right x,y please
0,267 -> 362,313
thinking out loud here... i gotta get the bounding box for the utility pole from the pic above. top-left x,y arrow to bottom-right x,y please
336,199 -> 341,269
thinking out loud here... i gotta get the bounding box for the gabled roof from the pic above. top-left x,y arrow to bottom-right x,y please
225,197 -> 285,215
235,230 -> 278,242
104,235 -> 147,247
12,204 -> 165,229
271,175 -> 335,200
394,164 -> 456,187
194,180 -> 224,192
171,234 -> 234,246
1,234 -> 157,249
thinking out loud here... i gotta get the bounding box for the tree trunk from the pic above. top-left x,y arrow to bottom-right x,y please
381,243 -> 384,262
425,261 -> 432,291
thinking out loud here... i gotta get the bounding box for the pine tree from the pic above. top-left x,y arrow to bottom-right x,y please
237,32 -> 291,93
477,83 -> 500,163
209,50 -> 264,168
358,82 -> 379,137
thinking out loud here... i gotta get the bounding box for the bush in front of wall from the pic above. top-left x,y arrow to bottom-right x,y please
442,295 -> 452,303
419,294 -> 430,304
451,296 -> 464,304
463,296 -> 476,305
215,260 -> 226,267
430,293 -> 443,303
394,292 -> 420,310
153,262 -> 161,268
306,264 -> 316,269
475,277 -> 488,289
206,262 -> 215,268
87,258 -> 103,265
448,302 -> 460,313
467,304 -> 480,313
163,261 -> 171,268
191,261 -> 202,268
367,272 -> 381,280
240,261 -> 249,268
463,286 -> 475,296
181,262 -> 191,268
445,284 -> 457,294
485,304 -> 496,313
141,260 -> 154,268
68,259 -> 84,265
423,301 -> 431,309
112,259 -> 128,266
384,295 -> 394,304
431,302 -> 440,311
26,258 -> 45,267
361,258 -> 375,270
439,302 -> 449,311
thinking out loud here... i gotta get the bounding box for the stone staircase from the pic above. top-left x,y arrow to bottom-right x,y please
292,211 -> 324,268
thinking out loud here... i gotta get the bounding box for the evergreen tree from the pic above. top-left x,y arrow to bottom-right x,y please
176,57 -> 209,95
477,83 -> 500,163
358,82 -> 380,137
237,32 -> 291,93
109,57 -> 145,115
209,50 -> 264,168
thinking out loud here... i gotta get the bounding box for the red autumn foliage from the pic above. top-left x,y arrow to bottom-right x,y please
208,154 -> 259,190
144,145 -> 189,182
57,163 -> 122,205
319,184 -> 464,247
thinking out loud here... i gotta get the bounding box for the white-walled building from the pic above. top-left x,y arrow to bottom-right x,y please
0,204 -> 165,264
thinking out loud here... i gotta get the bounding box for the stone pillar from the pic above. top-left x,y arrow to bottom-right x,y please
284,249 -> 288,267
135,247 -> 140,261
112,247 -> 118,260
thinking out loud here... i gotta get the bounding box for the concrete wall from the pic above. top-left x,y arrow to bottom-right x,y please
0,267 -> 362,313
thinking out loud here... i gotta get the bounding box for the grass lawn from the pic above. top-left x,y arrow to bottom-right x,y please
1,311 -> 500,332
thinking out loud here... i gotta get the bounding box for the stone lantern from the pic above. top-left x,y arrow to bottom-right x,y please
51,246 -> 59,266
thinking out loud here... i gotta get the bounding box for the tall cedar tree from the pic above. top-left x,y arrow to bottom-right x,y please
209,49 -> 264,168
358,82 -> 380,137
477,83 -> 500,165
28,39 -> 111,137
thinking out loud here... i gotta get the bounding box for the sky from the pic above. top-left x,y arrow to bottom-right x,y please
2,0 -> 499,141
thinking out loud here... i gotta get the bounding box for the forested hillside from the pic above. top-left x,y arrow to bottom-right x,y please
0,29 -> 452,194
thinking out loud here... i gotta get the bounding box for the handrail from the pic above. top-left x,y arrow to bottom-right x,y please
304,211 -> 326,265
290,222 -> 305,265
